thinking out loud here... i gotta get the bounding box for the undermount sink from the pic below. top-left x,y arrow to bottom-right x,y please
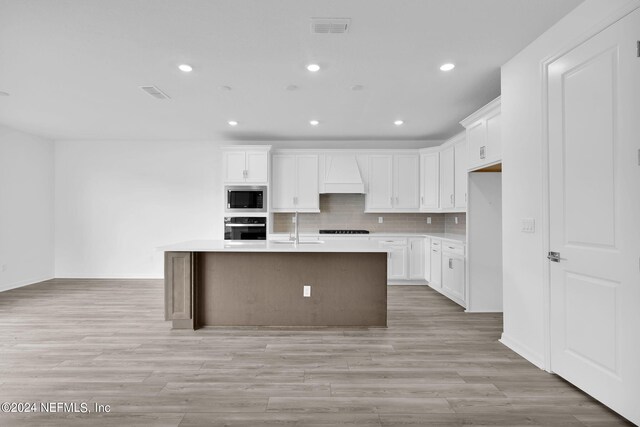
271,240 -> 325,245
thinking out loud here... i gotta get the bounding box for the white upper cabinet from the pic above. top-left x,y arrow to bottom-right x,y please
454,137 -> 467,209
271,154 -> 319,212
365,155 -> 393,210
366,153 -> 419,212
439,146 -> 455,209
461,97 -> 501,171
420,151 -> 439,210
223,147 -> 270,184
394,154 -> 420,209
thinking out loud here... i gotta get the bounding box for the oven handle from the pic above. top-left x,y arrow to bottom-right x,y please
225,224 -> 266,227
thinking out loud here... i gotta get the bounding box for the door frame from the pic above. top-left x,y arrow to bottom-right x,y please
540,1 -> 640,373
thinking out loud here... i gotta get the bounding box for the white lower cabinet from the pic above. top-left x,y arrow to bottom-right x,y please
429,240 -> 442,288
408,238 -> 425,279
442,252 -> 465,305
387,245 -> 408,280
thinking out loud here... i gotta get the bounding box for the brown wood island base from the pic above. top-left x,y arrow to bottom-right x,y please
164,248 -> 388,329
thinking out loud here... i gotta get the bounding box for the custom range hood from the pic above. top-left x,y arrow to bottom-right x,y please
319,154 -> 365,194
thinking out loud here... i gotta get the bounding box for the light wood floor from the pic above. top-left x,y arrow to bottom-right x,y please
0,279 -> 631,426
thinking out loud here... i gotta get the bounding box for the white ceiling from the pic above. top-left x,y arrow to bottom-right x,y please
0,0 -> 582,145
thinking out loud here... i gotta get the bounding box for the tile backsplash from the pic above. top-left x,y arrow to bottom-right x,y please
273,194 -> 465,235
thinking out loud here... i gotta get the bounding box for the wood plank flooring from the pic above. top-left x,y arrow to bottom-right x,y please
0,279 -> 632,426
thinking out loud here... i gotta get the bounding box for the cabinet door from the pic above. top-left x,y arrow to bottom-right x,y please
442,254 -> 465,302
454,141 -> 467,209
245,151 -> 268,183
394,154 -> 420,210
420,153 -> 439,209
366,155 -> 393,210
466,121 -> 486,170
224,151 -> 247,183
439,147 -> 455,209
486,111 -> 501,164
408,238 -> 425,279
430,248 -> 442,288
423,238 -> 431,281
388,246 -> 408,280
295,155 -> 319,210
271,155 -> 296,210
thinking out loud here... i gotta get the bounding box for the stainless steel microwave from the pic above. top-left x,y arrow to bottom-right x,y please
225,186 -> 267,213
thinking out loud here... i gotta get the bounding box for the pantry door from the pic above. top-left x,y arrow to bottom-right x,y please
547,8 -> 640,425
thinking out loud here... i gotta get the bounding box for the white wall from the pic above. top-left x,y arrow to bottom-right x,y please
500,0 -> 637,368
54,140 -> 223,278
0,125 -> 55,291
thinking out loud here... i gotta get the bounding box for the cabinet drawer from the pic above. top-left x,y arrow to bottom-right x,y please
442,242 -> 464,256
378,238 -> 408,246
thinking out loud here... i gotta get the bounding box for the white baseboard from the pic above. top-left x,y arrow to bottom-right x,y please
500,333 -> 546,370
0,275 -> 54,292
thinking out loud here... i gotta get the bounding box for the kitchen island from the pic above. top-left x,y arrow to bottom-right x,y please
159,240 -> 389,329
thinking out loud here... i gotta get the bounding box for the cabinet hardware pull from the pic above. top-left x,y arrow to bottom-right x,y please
421,196 -> 424,204
480,146 -> 486,160
449,258 -> 453,269
390,197 -> 393,205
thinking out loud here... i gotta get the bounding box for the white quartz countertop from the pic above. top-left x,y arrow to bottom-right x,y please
269,232 -> 466,244
158,239 -> 390,253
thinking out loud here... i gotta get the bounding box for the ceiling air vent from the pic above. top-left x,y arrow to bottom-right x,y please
310,18 -> 350,34
140,86 -> 171,100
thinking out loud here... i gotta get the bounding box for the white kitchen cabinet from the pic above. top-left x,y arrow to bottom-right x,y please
461,97 -> 501,171
408,237 -> 425,279
430,240 -> 442,288
420,151 -> 439,210
394,154 -> 420,209
454,138 -> 467,209
439,146 -> 455,209
366,153 -> 419,212
366,155 -> 393,210
423,237 -> 431,282
442,244 -> 465,306
388,245 -> 408,280
271,154 -> 319,212
223,147 -> 270,184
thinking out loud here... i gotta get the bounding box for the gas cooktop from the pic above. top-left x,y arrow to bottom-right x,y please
319,230 -> 370,234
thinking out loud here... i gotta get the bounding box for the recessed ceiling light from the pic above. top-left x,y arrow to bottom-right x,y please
286,85 -> 299,91
351,85 -> 364,91
309,120 -> 320,126
440,63 -> 455,71
0,91 -> 9,97
306,64 -> 320,72
178,64 -> 193,72
228,120 -> 238,126
394,120 -> 404,126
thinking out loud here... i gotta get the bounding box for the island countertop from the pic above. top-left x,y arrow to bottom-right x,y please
158,239 -> 390,253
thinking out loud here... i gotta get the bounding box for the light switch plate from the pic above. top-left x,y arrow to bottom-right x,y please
454,216 -> 459,224
303,285 -> 311,297
521,218 -> 535,233
378,217 -> 383,224
427,217 -> 431,224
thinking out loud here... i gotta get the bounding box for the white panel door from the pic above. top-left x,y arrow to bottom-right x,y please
420,153 -> 439,209
388,246 -> 408,280
295,155 -> 319,210
466,121 -> 486,170
430,247 -> 442,288
454,140 -> 467,209
486,111 -> 501,164
367,155 -> 393,210
394,154 -> 420,209
271,155 -> 296,210
245,151 -> 268,183
442,253 -> 465,303
408,238 -> 425,279
548,9 -> 640,425
224,151 -> 247,183
439,147 -> 455,209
